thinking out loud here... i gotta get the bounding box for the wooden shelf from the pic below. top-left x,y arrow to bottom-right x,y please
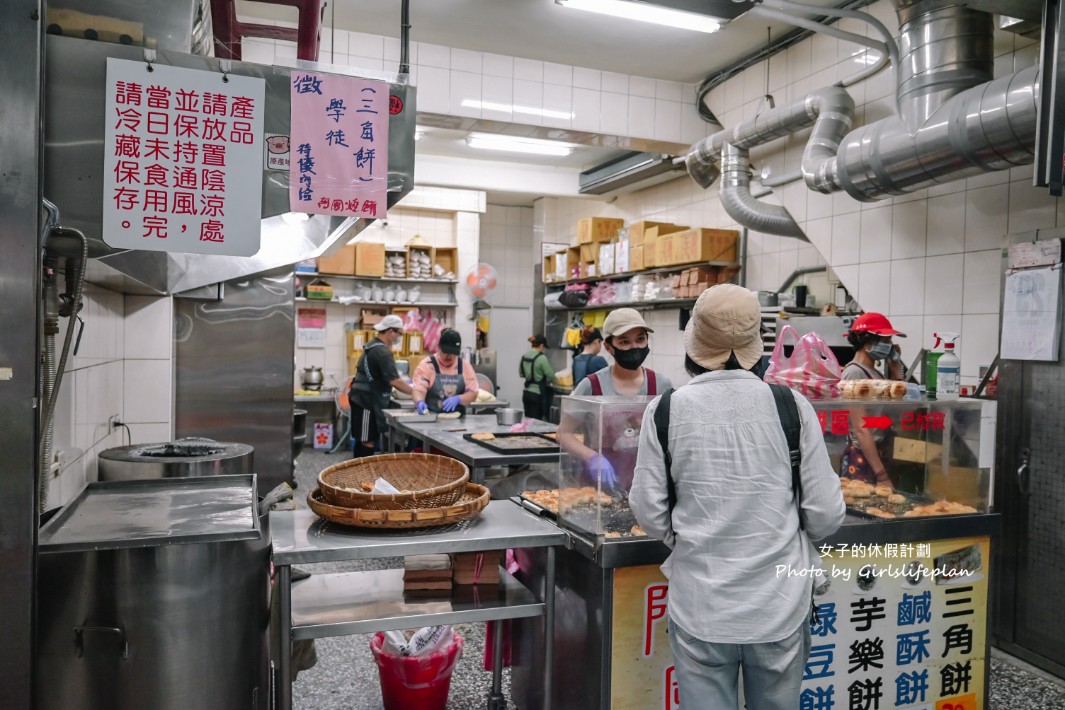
548,297 -> 699,312
296,271 -> 457,285
544,260 -> 739,287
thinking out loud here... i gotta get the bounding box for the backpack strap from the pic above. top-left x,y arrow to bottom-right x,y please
769,383 -> 805,531
653,388 -> 676,514
588,373 -> 603,396
646,368 -> 657,396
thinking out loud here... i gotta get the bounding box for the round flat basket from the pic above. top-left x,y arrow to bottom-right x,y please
307,483 -> 490,529
318,453 -> 469,510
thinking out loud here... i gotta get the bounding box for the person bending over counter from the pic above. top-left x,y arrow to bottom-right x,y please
412,328 -> 479,415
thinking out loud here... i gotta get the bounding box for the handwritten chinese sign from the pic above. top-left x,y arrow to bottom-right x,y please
289,72 -> 389,219
103,59 -> 265,256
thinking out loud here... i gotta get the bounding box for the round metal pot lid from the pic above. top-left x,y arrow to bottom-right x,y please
99,437 -> 254,462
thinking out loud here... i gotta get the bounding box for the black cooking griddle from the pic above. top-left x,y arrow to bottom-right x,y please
845,489 -> 932,519
463,432 -> 559,455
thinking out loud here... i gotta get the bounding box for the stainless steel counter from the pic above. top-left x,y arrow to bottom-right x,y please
271,501 -> 568,710
383,413 -> 559,482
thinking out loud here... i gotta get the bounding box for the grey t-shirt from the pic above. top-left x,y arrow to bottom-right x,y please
840,361 -> 881,380
571,365 -> 674,396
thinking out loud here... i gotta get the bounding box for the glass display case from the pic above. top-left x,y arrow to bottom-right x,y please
551,395 -> 654,539
809,396 -> 996,518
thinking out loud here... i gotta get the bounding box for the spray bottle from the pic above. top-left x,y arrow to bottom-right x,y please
934,332 -> 961,400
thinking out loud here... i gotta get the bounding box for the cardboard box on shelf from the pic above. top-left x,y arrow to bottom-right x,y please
579,243 -> 598,263
643,243 -> 656,268
630,246 -> 645,271
305,280 -> 334,300
673,228 -> 739,264
316,243 -> 356,275
354,241 -> 386,277
580,261 -> 598,278
577,217 -> 624,244
654,235 -> 676,267
566,247 -> 581,280
346,329 -> 370,357
543,254 -> 559,282
360,308 -> 387,328
432,247 -> 458,277
629,221 -> 687,246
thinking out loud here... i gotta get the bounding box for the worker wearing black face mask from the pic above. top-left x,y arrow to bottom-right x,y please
561,308 -> 673,491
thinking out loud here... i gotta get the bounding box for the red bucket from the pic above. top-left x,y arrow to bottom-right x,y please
370,631 -> 464,710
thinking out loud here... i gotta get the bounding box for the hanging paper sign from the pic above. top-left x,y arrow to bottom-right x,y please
265,133 -> 291,171
289,72 -> 389,219
102,58 -> 265,256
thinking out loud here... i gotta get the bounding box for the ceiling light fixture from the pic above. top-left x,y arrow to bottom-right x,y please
555,0 -> 723,34
465,133 -> 575,157
461,99 -> 575,121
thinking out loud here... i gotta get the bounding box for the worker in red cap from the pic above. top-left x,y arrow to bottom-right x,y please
840,312 -> 907,489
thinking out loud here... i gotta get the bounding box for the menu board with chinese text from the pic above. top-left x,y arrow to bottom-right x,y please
289,72 -> 389,219
103,59 -> 265,256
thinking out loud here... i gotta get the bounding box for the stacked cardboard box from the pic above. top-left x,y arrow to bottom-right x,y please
671,228 -> 739,264
675,266 -> 727,298
317,243 -> 356,274
635,223 -> 688,270
404,554 -> 453,592
577,217 -> 624,244
451,550 -> 502,585
355,242 -> 386,277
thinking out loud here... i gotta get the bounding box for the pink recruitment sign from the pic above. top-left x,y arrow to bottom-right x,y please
289,72 -> 389,219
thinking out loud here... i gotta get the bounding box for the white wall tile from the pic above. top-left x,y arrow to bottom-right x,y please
416,66 -> 450,113
450,48 -> 482,74
513,80 -> 544,125
123,360 -> 172,424
831,211 -> 861,265
1008,182 -> 1058,234
124,296 -> 172,359
960,314 -> 1000,379
926,192 -> 966,256
962,249 -> 1003,314
602,71 -> 629,94
653,100 -> 681,143
656,79 -> 683,102
600,92 -> 628,135
573,67 -> 601,90
627,96 -> 655,139
449,71 -> 482,116
514,57 -> 543,82
482,53 -> 513,78
418,42 -> 450,68
889,257 -> 926,316
542,84 -> 573,128
859,205 -> 892,262
127,422 -> 173,445
629,75 -> 656,99
965,184 -> 1009,251
572,88 -> 601,132
543,62 -> 572,86
349,32 -> 384,59
891,201 -> 927,259
857,261 -> 891,314
923,254 -> 964,315
481,75 -> 513,121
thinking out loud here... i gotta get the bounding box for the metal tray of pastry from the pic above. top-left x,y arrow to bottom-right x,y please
844,488 -> 933,520
463,432 -> 559,455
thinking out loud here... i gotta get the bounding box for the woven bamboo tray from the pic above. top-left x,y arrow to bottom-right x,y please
318,453 -> 469,510
307,483 -> 490,529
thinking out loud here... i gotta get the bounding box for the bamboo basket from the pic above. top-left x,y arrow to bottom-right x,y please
317,453 -> 469,509
307,483 -> 489,529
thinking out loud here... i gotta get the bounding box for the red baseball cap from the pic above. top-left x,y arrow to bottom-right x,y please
851,312 -> 906,337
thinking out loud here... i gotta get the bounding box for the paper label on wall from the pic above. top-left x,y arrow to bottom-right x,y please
265,133 -> 291,171
289,72 -> 389,218
1000,265 -> 1062,361
1007,239 -> 1061,269
103,58 -> 265,256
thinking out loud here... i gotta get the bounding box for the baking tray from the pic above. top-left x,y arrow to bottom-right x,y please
463,432 -> 559,455
389,411 -> 438,423
845,489 -> 932,520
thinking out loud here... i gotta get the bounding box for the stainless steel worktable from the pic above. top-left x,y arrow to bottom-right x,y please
390,397 -> 511,412
383,413 -> 559,482
272,501 -> 567,710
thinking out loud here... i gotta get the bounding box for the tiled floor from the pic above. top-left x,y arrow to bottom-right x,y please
289,448 -> 1065,709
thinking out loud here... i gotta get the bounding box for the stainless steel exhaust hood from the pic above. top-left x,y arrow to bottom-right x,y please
44,35 -> 417,295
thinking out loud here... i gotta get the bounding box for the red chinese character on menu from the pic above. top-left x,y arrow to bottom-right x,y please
331,199 -> 343,212
830,410 -> 849,436
230,96 -> 255,119
175,88 -> 200,113
229,120 -> 254,144
114,134 -> 141,158
644,584 -> 668,657
361,200 -> 378,215
201,169 -> 226,192
200,219 -> 224,243
173,191 -> 197,215
817,410 -> 828,434
173,166 -> 198,190
201,143 -> 227,166
317,197 -> 331,210
202,92 -> 228,116
201,118 -> 227,142
142,215 -> 168,239
113,187 -> 139,211
113,160 -> 141,185
146,111 -> 169,135
144,163 -> 168,187
115,81 -> 142,105
143,189 -> 169,213
114,108 -> 142,132
930,412 -> 946,431
144,137 -> 170,160
200,195 -> 225,217
345,199 -> 360,212
175,141 -> 199,164
146,85 -> 171,109
173,114 -> 199,138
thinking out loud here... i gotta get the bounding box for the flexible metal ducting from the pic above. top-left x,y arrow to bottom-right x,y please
687,0 -> 1041,233
720,144 -> 809,239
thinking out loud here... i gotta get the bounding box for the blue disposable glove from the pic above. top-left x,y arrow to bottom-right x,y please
442,395 -> 462,413
415,401 -> 429,415
585,454 -> 617,489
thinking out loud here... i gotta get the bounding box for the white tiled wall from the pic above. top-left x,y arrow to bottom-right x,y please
294,189 -> 484,386
47,286 -> 174,509
236,17 -> 710,145
479,204 -> 535,309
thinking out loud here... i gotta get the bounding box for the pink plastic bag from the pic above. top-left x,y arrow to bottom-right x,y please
764,324 -> 842,399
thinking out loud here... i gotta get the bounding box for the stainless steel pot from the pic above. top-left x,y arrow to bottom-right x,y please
495,408 -> 524,425
301,365 -> 324,390
98,437 -> 253,481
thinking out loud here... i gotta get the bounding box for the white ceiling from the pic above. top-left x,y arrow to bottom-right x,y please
239,0 -> 842,205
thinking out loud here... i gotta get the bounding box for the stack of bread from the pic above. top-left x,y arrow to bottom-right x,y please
403,554 -> 453,592
451,550 -> 502,586
839,379 -> 908,399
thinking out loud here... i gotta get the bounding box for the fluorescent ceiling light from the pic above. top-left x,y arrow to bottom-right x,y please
461,99 -> 574,121
556,0 -> 723,34
465,133 -> 574,157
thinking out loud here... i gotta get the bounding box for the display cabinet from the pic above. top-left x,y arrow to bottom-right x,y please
809,396 -> 996,517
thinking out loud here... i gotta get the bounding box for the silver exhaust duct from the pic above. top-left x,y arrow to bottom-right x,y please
688,0 -> 1040,233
